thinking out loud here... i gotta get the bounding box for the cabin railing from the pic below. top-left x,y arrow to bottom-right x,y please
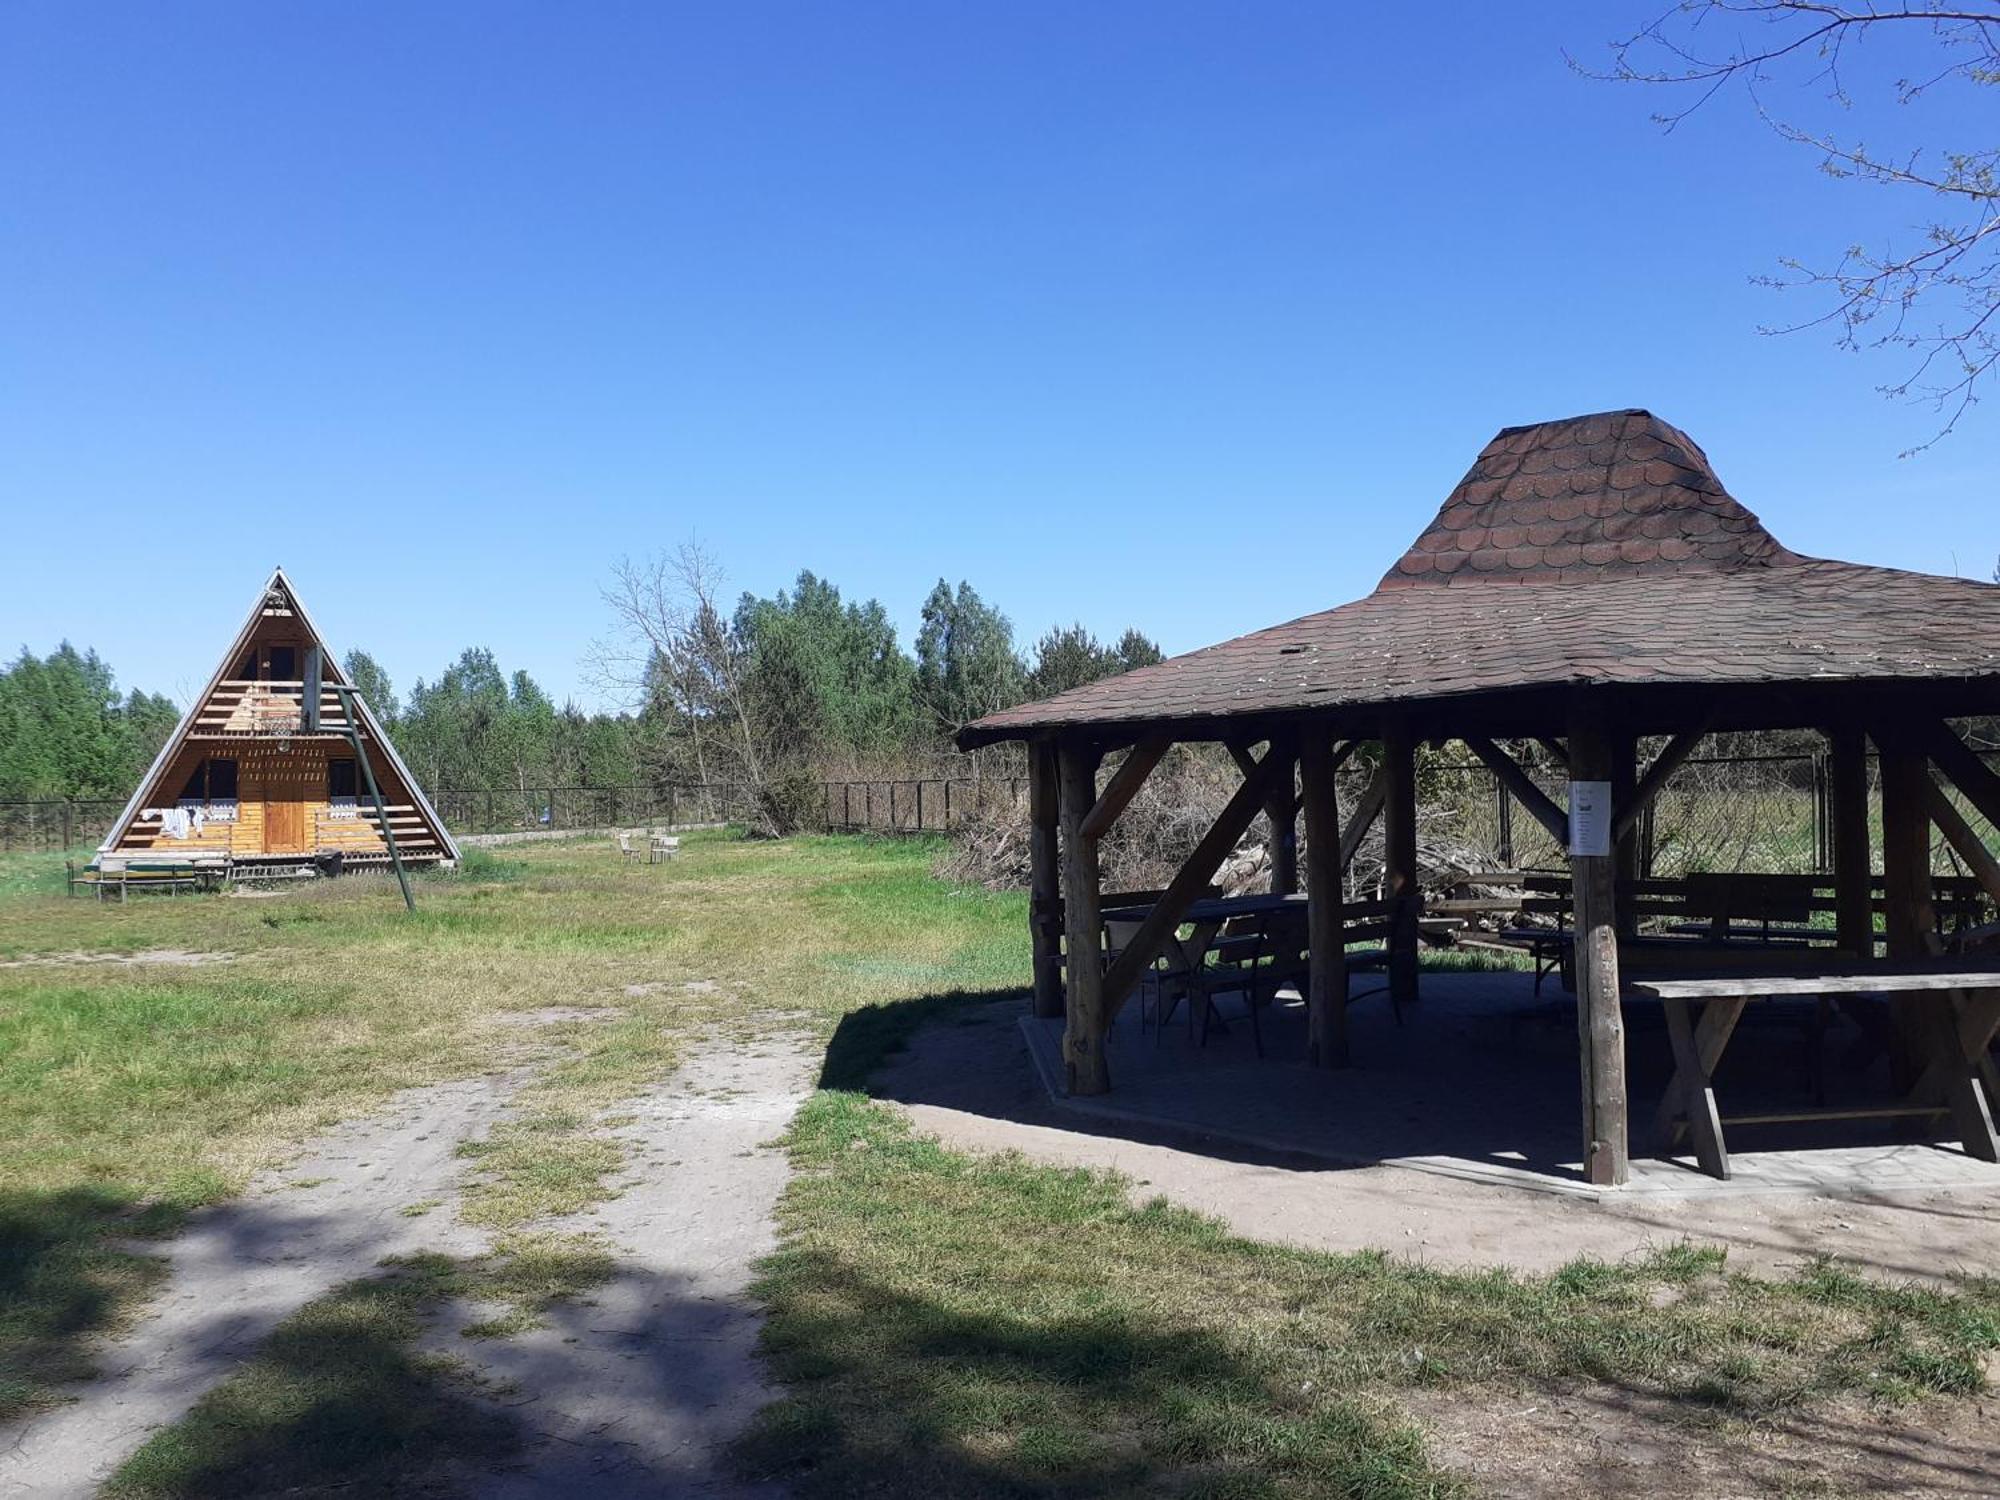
193,680 -> 358,738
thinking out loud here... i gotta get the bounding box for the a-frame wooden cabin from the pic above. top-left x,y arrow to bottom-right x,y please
97,569 -> 458,875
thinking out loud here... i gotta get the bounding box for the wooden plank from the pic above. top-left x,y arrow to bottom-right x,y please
1057,743 -> 1109,1095
1099,747 -> 1286,1022
1383,721 -> 1419,1007
1569,696 -> 1629,1188
1080,735 -> 1170,842
1629,961 -> 2000,1000
1927,780 -> 2000,908
1029,741 -> 1063,1020
1465,737 -> 1567,846
1827,729 -> 1875,959
1612,728 -> 1705,842
1301,728 -> 1348,1068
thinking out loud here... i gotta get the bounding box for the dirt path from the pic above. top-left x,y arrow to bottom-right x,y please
0,1034 -> 812,1499
0,1073 -> 515,1497
445,1036 -> 812,1498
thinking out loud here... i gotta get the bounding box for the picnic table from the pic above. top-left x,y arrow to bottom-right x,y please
1627,958 -> 2000,1180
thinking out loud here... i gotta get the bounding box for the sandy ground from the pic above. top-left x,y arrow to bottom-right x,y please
0,1032 -> 810,1499
875,1000 -> 2000,1284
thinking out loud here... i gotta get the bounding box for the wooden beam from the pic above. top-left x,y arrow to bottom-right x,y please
1330,738 -> 1360,774
1569,696 -> 1629,1188
1927,780 -> 2000,908
1339,764 -> 1388,872
1100,748 -> 1287,1021
1266,735 -> 1299,895
1536,736 -> 1569,772
1301,729 -> 1348,1067
1876,730 -> 1936,1093
1922,721 -> 2000,832
1028,742 -> 1063,1019
1611,732 -> 1639,941
1466,737 -> 1568,846
1383,720 -> 1420,1007
1827,728 -> 1874,959
1080,734 -> 1170,841
1057,743 -> 1109,1095
1612,728 -> 1705,842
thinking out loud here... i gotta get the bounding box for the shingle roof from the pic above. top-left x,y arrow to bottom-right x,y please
960,409 -> 2000,746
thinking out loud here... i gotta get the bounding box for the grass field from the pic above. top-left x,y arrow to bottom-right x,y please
2,832 -> 1997,1497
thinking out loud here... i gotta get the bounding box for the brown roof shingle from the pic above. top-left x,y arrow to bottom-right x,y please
960,409 -> 2000,745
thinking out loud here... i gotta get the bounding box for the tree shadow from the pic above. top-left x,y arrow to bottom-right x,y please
732,1245 -> 1446,1499
0,1185 -> 179,1419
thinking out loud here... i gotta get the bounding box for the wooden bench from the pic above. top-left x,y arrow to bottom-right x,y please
649,833 -> 680,864
75,859 -> 227,902
1629,959 -> 2000,1179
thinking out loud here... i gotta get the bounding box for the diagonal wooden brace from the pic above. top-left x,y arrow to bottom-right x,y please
1101,748 -> 1288,1021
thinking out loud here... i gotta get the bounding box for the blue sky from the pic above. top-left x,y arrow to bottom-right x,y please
4,3 -> 1996,711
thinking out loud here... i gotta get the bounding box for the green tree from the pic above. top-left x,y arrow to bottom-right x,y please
735,571 -> 918,764
341,650 -> 398,723
0,645 -> 176,801
1027,622 -> 1167,699
914,580 -> 1025,736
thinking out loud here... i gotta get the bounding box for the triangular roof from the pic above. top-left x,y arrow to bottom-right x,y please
99,568 -> 460,861
960,409 -> 2000,745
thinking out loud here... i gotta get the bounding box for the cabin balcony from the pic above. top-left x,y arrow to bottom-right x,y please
189,680 -> 362,740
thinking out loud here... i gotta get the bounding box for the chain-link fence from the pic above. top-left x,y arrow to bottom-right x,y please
1422,751 -> 1996,878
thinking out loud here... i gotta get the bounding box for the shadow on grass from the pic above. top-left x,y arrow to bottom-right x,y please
735,1244 -> 1452,1500
817,986 -> 1021,1093
104,1254 -> 520,1500
0,1186 -> 180,1419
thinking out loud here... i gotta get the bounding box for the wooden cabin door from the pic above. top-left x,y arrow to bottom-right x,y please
264,797 -> 305,852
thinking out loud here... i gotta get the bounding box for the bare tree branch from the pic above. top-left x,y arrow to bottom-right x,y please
1581,1 -> 2000,447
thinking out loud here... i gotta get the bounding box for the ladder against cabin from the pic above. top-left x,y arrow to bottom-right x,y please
97,570 -> 456,873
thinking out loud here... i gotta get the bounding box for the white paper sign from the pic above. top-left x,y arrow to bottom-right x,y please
1567,780 -> 1612,858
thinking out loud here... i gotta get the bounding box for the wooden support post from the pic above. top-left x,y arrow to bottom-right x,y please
1057,742 -> 1108,1095
1028,742 -> 1063,1020
1827,729 -> 1875,959
1612,732 -> 1639,940
1267,738 -> 1299,895
1569,696 -> 1629,1187
1301,728 -> 1348,1067
1876,731 -> 1936,1092
1877,735 -> 1937,960
1383,720 -> 1420,1008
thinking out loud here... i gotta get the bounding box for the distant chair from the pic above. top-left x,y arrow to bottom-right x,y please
616,831 -> 640,861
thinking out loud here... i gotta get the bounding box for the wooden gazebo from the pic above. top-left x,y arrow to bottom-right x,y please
958,410 -> 2000,1186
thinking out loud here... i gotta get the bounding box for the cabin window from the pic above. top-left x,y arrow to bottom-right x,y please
176,758 -> 240,819
328,758 -> 358,799
237,649 -> 258,680
268,645 -> 297,682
